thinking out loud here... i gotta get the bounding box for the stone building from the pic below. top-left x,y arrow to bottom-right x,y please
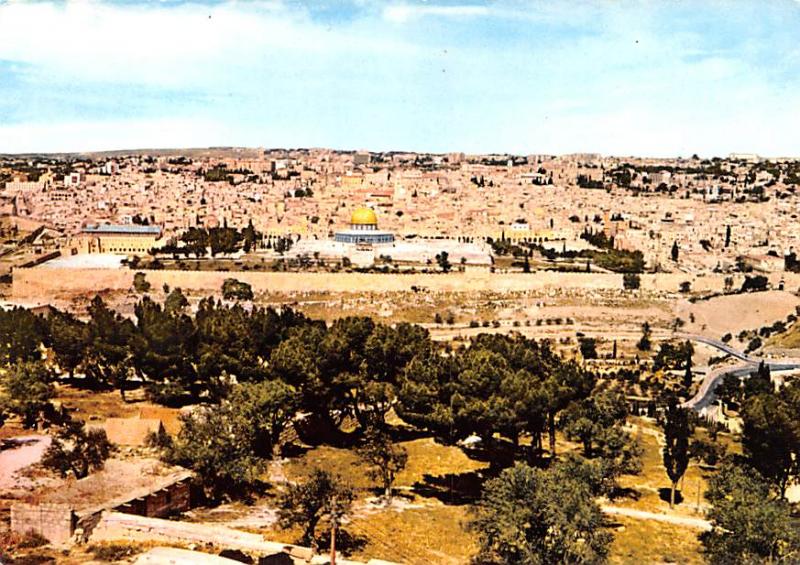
334,207 -> 395,245
75,224 -> 162,255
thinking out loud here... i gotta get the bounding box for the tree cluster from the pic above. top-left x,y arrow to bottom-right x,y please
471,459 -> 612,564
397,333 -> 596,462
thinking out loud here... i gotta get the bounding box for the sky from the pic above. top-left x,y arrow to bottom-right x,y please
1,0 -> 799,157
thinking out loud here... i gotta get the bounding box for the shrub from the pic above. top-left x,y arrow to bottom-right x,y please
133,272 -> 150,293
17,530 -> 48,549
623,273 -> 641,290
746,337 -> 762,353
221,278 -> 254,301
88,542 -> 143,561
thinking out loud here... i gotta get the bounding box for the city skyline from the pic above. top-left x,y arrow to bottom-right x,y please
2,0 -> 800,157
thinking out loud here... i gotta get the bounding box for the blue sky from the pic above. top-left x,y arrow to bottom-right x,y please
1,0 -> 799,156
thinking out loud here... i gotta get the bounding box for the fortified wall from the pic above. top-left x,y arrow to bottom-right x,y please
11,267 -> 800,300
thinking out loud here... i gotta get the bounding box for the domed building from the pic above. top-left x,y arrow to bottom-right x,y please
334,206 -> 395,245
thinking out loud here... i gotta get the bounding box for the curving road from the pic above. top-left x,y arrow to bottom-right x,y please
677,334 -> 800,412
677,334 -> 759,363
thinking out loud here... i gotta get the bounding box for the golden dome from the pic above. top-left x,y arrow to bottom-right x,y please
350,206 -> 378,225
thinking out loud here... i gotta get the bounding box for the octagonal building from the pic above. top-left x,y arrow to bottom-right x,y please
334,206 -> 395,245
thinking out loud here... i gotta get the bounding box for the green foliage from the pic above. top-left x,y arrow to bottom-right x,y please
84,296 -> 135,397
87,543 -> 144,562
270,317 -> 427,432
652,340 -> 693,371
0,360 -> 55,428
229,380 -> 299,457
242,219 -> 258,252
623,273 -> 640,290
436,251 -> 452,272
702,463 -> 800,563
470,461 -> 611,564
164,287 -> 189,315
397,333 -> 593,458
221,278 -> 254,301
208,227 -> 241,256
133,271 -> 151,293
41,419 -> 114,479
132,296 -> 198,404
194,299 -> 308,387
203,165 -> 233,182
578,231 -> 645,273
277,468 -> 354,548
273,236 -> 294,254
741,274 -> 768,293
661,396 -> 692,507
689,436 -> 726,467
356,427 -> 408,499
741,384 -> 800,498
562,390 -> 642,493
47,310 -> 87,378
0,306 -> 47,365
745,336 -> 762,354
180,227 -> 210,257
579,337 -> 598,359
164,403 -> 268,501
637,321 -> 652,352
592,248 -> 645,273
715,373 -> 743,409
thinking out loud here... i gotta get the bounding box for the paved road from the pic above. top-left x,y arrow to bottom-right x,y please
678,334 -> 800,411
678,334 -> 759,363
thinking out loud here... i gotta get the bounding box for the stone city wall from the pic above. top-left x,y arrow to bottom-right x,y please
11,503 -> 75,545
11,266 -> 800,299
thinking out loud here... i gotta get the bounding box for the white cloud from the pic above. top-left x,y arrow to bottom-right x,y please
0,0 -> 417,88
0,117 -> 232,153
383,3 -> 489,23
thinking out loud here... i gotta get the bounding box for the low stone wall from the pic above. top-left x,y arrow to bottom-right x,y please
11,503 -> 75,545
11,265 -> 800,300
91,511 -> 311,561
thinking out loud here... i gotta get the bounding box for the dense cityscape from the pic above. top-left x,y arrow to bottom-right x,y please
3,1 -> 800,564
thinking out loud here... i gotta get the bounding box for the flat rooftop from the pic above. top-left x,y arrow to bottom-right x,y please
40,457 -> 191,514
37,253 -> 125,269
81,224 -> 161,235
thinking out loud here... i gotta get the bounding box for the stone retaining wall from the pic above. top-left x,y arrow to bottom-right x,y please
13,266 -> 800,299
11,503 -> 75,544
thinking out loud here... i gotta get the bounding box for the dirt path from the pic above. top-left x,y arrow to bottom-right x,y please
0,434 -> 50,490
602,505 -> 711,531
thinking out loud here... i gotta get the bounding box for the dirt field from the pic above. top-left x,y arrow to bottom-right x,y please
676,291 -> 800,341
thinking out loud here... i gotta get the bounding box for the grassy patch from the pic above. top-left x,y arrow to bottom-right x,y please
53,384 -> 182,432
609,515 -> 703,564
282,438 -> 489,493
87,542 -> 144,562
615,420 -> 709,517
54,384 -> 140,422
768,324 -> 800,349
347,504 -> 477,565
273,436 -> 488,562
